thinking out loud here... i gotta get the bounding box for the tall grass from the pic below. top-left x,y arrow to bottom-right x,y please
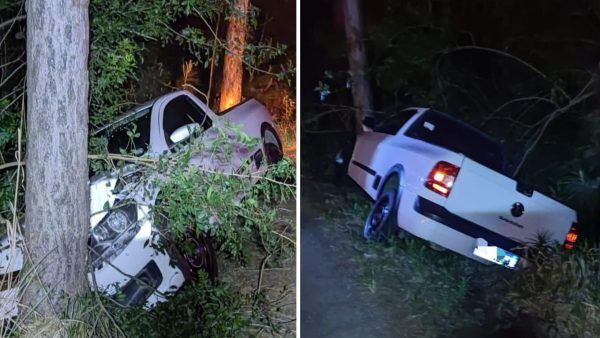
501,243 -> 600,337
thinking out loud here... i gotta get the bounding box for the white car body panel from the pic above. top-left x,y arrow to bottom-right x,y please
0,90 -> 281,318
0,236 -> 21,319
349,108 -> 577,264
446,158 -> 576,244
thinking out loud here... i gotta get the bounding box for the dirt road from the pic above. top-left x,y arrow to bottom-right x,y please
300,181 -> 404,338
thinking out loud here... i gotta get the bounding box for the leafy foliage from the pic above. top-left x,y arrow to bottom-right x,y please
115,272 -> 248,338
88,0 -> 220,125
500,243 -> 600,337
150,125 -> 294,257
88,0 -> 292,127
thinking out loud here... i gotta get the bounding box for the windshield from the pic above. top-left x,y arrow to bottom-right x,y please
405,110 -> 504,172
96,107 -> 152,155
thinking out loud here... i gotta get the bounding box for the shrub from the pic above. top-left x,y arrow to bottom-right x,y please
500,243 -> 600,337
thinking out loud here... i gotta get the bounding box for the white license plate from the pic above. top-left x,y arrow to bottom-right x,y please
473,239 -> 520,269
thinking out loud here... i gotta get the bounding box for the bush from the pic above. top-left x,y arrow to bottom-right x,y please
115,272 -> 248,338
500,243 -> 600,337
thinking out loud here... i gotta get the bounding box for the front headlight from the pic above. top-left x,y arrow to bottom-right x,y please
89,202 -> 139,269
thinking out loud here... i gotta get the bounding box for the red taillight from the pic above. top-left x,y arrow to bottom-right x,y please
564,225 -> 578,250
425,161 -> 460,197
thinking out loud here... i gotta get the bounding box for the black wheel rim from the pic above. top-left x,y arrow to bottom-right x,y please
364,194 -> 392,239
181,233 -> 218,282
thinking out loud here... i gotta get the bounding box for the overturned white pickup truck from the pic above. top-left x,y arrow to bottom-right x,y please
0,90 -> 283,319
347,108 -> 578,268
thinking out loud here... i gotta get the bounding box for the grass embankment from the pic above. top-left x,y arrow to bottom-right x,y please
317,181 -> 600,337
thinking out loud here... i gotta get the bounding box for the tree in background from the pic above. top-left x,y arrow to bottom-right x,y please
219,0 -> 250,112
23,0 -> 90,321
341,0 -> 374,131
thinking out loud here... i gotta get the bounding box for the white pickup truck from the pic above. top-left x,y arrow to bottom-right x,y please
0,90 -> 283,319
347,108 -> 578,268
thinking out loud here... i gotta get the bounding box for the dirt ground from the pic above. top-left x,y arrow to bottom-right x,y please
221,198 -> 296,337
300,180 -> 407,338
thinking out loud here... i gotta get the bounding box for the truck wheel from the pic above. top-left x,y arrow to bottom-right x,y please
364,175 -> 400,241
154,203 -> 219,283
179,231 -> 219,282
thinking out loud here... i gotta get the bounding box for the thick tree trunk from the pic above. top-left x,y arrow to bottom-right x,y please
342,0 -> 374,132
219,0 -> 249,112
23,0 -> 90,319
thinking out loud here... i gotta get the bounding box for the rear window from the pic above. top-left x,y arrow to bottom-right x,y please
373,109 -> 418,135
405,110 -> 503,171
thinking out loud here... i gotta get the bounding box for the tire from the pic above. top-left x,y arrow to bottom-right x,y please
153,200 -> 219,283
264,141 -> 283,165
364,175 -> 400,242
180,232 -> 219,282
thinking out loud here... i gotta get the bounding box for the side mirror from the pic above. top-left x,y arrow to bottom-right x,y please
169,123 -> 200,144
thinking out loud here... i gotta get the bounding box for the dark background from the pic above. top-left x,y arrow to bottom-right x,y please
300,0 -> 599,241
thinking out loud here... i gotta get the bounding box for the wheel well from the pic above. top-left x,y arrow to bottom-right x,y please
377,165 -> 405,198
261,122 -> 283,150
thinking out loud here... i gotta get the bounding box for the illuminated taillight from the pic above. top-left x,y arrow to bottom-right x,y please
425,161 -> 460,197
564,225 -> 578,250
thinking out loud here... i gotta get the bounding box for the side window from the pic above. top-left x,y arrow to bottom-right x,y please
163,96 -> 213,147
100,108 -> 152,155
373,109 -> 418,135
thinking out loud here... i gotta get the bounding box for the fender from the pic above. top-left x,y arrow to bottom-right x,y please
377,164 -> 406,200
261,122 -> 283,149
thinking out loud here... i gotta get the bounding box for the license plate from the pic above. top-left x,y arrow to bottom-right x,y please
473,238 -> 520,269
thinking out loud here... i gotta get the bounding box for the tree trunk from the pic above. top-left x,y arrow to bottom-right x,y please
219,0 -> 249,112
341,0 -> 374,132
23,0 -> 90,319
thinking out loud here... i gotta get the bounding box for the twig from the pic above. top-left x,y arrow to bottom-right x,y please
439,45 -> 571,101
513,79 -> 597,175
481,96 -> 558,127
0,15 -> 26,31
88,258 -> 127,337
253,254 -> 271,306
0,61 -> 26,88
207,12 -> 221,105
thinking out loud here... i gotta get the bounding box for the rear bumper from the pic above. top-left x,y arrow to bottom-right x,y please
396,192 -> 522,265
413,196 -> 521,253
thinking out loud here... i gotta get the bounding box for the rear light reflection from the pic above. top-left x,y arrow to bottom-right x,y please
425,162 -> 460,197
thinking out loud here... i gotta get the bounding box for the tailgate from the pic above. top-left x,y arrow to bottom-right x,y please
445,158 -> 577,246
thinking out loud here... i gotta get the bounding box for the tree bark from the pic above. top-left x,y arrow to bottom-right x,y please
23,0 -> 90,319
219,0 -> 249,112
341,0 -> 374,132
